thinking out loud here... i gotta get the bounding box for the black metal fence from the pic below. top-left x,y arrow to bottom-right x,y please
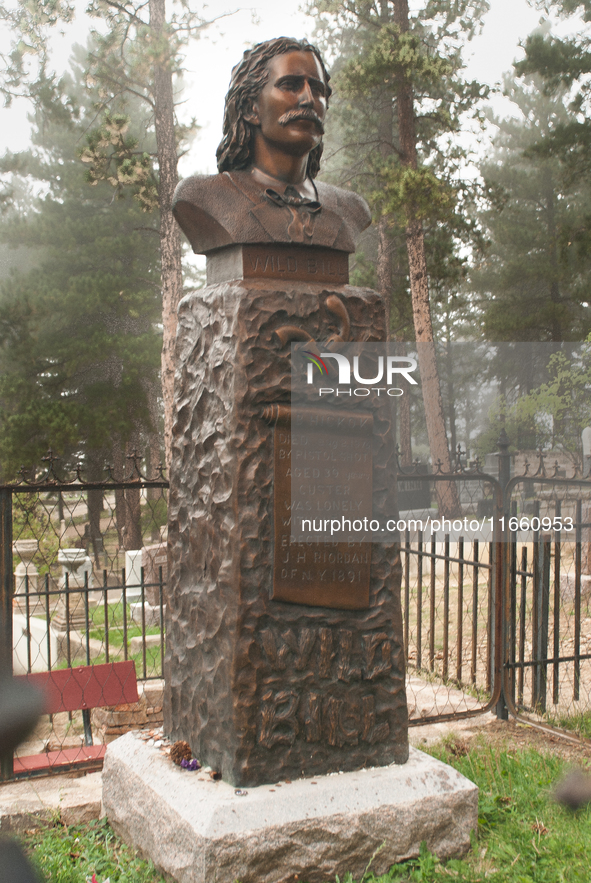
0,454 -> 168,777
3,449 -> 591,779
397,456 -> 591,741
501,473 -> 591,738
397,467 -> 504,726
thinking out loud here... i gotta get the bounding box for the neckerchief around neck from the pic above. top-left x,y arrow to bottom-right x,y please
265,185 -> 321,243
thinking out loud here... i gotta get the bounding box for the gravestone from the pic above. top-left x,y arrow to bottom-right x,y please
142,542 -> 168,606
164,256 -> 408,786
103,39 -> 478,883
163,38 -> 408,788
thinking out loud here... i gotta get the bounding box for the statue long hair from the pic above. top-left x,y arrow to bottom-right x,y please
216,37 -> 331,180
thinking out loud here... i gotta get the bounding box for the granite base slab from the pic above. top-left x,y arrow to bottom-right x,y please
102,733 -> 478,883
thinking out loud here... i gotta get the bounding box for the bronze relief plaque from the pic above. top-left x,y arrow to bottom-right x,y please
270,406 -> 372,609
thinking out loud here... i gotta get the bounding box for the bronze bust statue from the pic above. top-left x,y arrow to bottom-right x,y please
173,37 -> 371,254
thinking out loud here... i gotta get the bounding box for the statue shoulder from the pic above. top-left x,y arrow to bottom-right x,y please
174,173 -> 235,205
173,174 -> 250,254
315,182 -> 371,228
315,181 -> 372,245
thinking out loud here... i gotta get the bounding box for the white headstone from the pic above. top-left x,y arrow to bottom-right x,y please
13,613 -> 58,674
582,426 -> 591,477
13,539 -> 39,594
125,549 -> 143,602
58,548 -> 88,589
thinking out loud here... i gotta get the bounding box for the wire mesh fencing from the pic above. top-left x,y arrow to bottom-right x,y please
398,470 -> 503,725
5,451 -> 591,779
0,454 -> 169,778
502,474 -> 591,739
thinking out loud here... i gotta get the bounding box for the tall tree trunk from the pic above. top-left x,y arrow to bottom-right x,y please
112,439 -> 127,549
111,436 -> 141,551
145,380 -> 163,541
393,0 -> 459,515
377,217 -> 392,336
150,0 -> 183,471
544,167 -> 562,343
124,428 -> 143,551
397,341 -> 413,467
376,0 -> 394,337
86,452 -> 105,568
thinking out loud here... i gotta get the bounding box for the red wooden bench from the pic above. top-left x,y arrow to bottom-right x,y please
13,660 -> 138,776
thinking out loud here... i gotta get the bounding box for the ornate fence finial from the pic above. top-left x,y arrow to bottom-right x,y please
41,449 -> 62,483
534,450 -> 546,478
126,449 -> 144,480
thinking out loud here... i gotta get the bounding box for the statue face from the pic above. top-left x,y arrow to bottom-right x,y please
246,50 -> 327,160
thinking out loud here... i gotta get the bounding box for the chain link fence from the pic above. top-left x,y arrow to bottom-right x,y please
0,455 -> 168,775
398,469 -> 503,725
4,452 -> 591,779
502,474 -> 591,739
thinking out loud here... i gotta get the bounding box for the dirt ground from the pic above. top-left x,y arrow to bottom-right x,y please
461,717 -> 591,765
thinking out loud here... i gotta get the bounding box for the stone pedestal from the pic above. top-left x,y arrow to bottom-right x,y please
12,539 -> 45,617
13,539 -> 39,594
102,733 -> 478,883
53,549 -> 89,631
164,250 -> 407,787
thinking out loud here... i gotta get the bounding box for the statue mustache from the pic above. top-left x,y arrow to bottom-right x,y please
277,109 -> 325,134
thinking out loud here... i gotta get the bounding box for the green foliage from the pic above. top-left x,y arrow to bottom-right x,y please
80,112 -> 159,212
338,21 -> 454,93
512,347 -> 591,456
0,46 -> 162,479
473,344 -> 591,459
472,71 -> 591,343
23,816 -> 165,882
369,163 -> 456,226
333,743 -> 591,882
516,6 -> 591,183
474,396 -> 539,458
80,0 -> 203,162
0,0 -> 76,114
310,0 -> 490,339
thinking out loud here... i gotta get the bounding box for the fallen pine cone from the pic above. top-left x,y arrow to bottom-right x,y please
170,740 -> 193,766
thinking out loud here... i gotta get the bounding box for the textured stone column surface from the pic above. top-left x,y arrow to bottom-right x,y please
164,269 -> 408,787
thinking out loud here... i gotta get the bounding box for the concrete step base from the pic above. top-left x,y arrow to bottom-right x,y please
102,732 -> 478,883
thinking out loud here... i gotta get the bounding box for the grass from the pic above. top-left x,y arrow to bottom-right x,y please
14,735 -> 591,883
544,710 -> 591,741
355,738 -> 591,883
20,816 -> 164,882
69,646 -> 163,679
50,600 -> 164,676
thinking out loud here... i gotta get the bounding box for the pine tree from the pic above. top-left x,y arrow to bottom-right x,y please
0,0 -> 217,466
473,72 -> 591,343
0,48 -> 162,482
310,0 -> 488,505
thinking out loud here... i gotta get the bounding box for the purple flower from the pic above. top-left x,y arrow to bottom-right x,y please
180,758 -> 200,771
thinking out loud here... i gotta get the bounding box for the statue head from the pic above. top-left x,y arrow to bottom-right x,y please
216,37 -> 332,180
